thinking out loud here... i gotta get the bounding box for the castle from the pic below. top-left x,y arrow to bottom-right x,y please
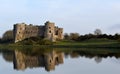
13,21 -> 63,43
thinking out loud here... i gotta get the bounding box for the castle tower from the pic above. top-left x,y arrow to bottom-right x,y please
44,21 -> 55,42
13,23 -> 26,43
57,28 -> 64,40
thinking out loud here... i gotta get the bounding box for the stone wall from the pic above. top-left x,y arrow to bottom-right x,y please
13,21 -> 63,43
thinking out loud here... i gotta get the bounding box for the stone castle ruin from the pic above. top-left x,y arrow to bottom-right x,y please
13,21 -> 63,43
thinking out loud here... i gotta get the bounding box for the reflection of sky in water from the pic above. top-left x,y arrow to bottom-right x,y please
0,55 -> 14,74
1,54 -> 120,74
109,57 -> 120,65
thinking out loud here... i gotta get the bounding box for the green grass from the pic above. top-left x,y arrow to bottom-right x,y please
55,38 -> 118,45
51,38 -> 120,48
0,38 -> 120,49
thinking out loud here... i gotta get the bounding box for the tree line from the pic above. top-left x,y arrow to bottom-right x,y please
0,29 -> 120,43
64,29 -> 120,41
64,33 -> 120,41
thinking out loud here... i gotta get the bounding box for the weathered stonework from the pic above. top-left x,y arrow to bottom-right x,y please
13,21 -> 63,43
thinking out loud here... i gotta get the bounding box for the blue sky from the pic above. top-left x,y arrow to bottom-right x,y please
1,0 -> 120,37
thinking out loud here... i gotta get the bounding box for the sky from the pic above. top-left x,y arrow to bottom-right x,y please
1,0 -> 120,37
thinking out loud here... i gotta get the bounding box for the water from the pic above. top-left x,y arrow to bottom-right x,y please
0,48 -> 120,74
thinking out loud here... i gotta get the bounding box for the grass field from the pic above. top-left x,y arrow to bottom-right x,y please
55,38 -> 117,45
0,38 -> 120,49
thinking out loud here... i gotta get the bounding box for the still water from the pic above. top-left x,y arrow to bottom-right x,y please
0,48 -> 120,74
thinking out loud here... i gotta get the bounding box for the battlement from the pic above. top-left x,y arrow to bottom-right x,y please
13,21 -> 63,43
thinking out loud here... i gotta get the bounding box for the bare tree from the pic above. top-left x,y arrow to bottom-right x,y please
94,29 -> 102,35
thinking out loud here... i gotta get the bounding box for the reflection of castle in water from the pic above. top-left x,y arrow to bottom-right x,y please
1,48 -> 120,71
13,50 -> 64,71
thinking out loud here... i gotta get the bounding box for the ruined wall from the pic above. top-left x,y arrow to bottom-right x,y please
13,21 -> 63,43
23,25 -> 39,38
54,27 -> 63,40
14,23 -> 40,43
39,26 -> 45,37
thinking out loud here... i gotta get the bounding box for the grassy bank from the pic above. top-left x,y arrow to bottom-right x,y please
0,38 -> 120,49
53,38 -> 120,48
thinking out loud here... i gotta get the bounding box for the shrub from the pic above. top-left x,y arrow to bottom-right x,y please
117,38 -> 120,43
38,39 -> 53,45
17,37 -> 53,45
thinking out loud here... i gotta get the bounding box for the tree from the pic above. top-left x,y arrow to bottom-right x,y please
0,37 -> 1,43
94,29 -> 102,35
2,30 -> 14,42
114,33 -> 120,40
64,33 -> 70,40
69,33 -> 79,40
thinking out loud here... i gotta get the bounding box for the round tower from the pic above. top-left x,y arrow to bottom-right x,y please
44,21 -> 55,42
13,23 -> 26,43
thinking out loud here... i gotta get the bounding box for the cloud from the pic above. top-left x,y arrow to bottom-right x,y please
109,24 -> 120,30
